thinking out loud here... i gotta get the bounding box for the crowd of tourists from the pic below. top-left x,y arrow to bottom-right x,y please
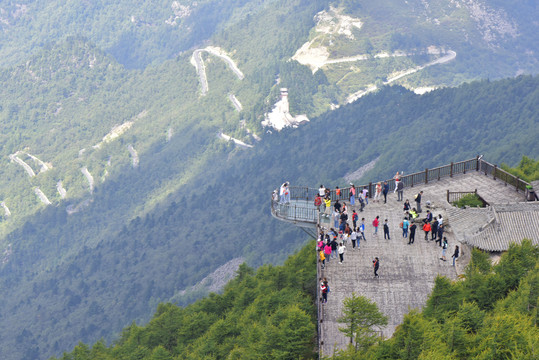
313,173 -> 461,303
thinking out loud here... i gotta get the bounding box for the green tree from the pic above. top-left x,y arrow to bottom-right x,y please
501,156 -> 539,182
338,293 -> 388,352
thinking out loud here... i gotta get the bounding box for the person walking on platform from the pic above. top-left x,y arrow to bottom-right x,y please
383,219 -> 390,240
349,183 -> 356,206
338,242 -> 346,264
437,225 -> 444,246
396,179 -> 404,201
321,278 -> 329,303
452,245 -> 460,266
415,191 -> 423,213
440,238 -> 448,261
352,209 -> 358,228
351,228 -> 358,249
373,257 -> 380,277
319,250 -> 326,269
423,221 -> 431,240
330,237 -> 338,260
374,182 -> 382,202
362,187 -> 369,204
324,242 -> 332,263
314,194 -> 322,212
408,223 -> 417,244
431,219 -> 438,241
333,210 -> 340,228
382,181 -> 389,203
324,196 -> 331,213
334,200 -> 342,213
373,216 -> 380,236
402,217 -> 409,238
359,219 -> 366,242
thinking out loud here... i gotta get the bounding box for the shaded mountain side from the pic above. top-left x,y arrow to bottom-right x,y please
56,241 -> 538,360
0,75 -> 536,359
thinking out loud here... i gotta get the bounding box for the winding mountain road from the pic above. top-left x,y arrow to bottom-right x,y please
347,50 -> 457,103
191,46 -> 244,96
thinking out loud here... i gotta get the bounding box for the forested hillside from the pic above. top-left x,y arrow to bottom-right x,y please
0,1 -> 538,359
56,240 -> 538,359
53,243 -> 318,360
1,74 -> 537,359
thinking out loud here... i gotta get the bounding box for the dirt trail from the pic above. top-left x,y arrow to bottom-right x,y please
34,188 -> 51,205
128,145 -> 140,168
57,181 -> 67,199
347,50 -> 456,103
228,94 -> 243,111
81,167 -> 95,193
218,132 -> 253,149
1,202 -> 11,217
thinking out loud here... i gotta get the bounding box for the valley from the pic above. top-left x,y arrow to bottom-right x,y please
0,1 -> 537,359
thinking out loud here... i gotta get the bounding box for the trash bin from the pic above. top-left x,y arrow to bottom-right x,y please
526,188 -> 536,201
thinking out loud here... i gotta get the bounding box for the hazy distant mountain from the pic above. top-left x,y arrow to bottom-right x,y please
0,1 -> 537,359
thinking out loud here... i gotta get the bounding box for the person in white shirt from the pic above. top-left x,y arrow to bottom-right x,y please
350,228 -> 358,249
338,243 -> 346,264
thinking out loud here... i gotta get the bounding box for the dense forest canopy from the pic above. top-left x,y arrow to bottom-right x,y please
56,240 -> 538,359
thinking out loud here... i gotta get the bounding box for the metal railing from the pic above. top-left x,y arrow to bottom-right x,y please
478,160 -> 529,192
446,189 -> 489,207
270,199 -> 318,224
272,157 -> 531,208
270,157 -> 534,226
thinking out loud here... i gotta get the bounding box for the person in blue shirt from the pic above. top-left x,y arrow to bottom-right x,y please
382,181 -> 389,203
402,218 -> 410,238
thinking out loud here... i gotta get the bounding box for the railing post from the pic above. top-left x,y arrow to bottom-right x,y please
450,162 -> 453,178
476,155 -> 480,171
447,190 -> 449,203
463,162 -> 466,174
411,174 -> 414,187
438,168 -> 440,181
493,165 -> 497,180
516,177 -> 519,192
369,182 -> 372,198
425,168 -> 428,184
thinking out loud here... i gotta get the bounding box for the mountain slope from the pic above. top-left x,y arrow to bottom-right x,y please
0,1 -> 538,359
1,74 -> 537,359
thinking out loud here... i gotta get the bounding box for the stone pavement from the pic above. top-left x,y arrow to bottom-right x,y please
318,171 -> 527,356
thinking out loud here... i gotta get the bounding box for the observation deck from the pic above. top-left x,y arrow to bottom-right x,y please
270,157 -> 537,356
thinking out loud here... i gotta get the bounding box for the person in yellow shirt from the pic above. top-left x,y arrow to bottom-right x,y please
323,196 -> 331,213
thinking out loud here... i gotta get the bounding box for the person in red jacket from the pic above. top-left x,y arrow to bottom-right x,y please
373,216 -> 380,236
314,194 -> 322,211
423,221 -> 431,240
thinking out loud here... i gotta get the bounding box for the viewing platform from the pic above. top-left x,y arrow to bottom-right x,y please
270,158 -> 537,356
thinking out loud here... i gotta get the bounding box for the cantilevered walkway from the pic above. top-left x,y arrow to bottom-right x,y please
270,158 -> 537,356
